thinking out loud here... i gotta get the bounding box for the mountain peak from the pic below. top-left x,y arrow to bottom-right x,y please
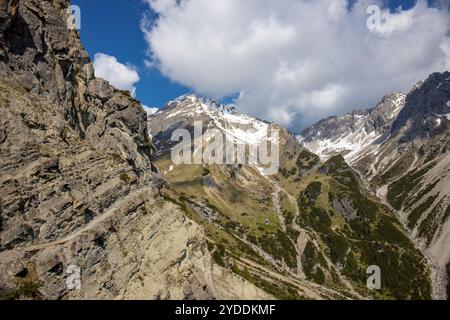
167,93 -> 239,116
148,93 -> 273,151
391,71 -> 450,139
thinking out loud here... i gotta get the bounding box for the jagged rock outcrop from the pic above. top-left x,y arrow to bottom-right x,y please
0,0 -> 270,300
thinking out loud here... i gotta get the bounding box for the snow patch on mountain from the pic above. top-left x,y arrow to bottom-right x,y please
148,94 -> 281,176
298,93 -> 406,163
152,94 -> 273,146
298,116 -> 382,162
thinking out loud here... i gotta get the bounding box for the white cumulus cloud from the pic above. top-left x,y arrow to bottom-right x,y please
142,0 -> 450,130
93,53 -> 141,97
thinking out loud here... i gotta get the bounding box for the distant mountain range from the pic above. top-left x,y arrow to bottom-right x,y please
298,92 -> 406,163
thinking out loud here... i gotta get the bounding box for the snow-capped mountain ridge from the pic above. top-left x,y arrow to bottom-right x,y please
298,72 -> 450,299
298,92 -> 406,162
163,93 -> 242,117
149,93 -> 273,147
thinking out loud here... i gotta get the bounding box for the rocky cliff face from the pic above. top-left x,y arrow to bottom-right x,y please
0,0 -> 270,300
392,72 -> 450,141
357,73 -> 450,300
0,0 -> 153,247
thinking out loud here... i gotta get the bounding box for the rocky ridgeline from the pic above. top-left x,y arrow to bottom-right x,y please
299,93 -> 406,162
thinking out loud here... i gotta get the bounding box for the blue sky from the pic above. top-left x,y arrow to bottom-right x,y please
70,0 -> 448,130
71,0 -> 189,108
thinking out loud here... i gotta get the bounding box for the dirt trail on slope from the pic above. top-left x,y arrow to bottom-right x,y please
268,177 -> 365,299
21,187 -> 154,252
235,256 -> 352,300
